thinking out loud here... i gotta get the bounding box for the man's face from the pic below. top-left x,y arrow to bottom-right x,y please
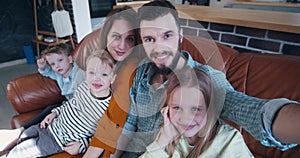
140,13 -> 182,72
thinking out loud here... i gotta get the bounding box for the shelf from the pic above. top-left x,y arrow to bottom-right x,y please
32,39 -> 57,46
33,0 -> 75,58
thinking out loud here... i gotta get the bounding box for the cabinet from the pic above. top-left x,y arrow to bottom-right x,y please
32,0 -> 75,58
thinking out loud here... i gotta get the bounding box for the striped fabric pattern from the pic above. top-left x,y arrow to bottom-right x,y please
49,81 -> 111,153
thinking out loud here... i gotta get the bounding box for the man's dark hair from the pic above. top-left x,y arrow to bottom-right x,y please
137,0 -> 180,29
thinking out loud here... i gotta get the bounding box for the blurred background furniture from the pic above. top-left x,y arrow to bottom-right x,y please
32,0 -> 75,58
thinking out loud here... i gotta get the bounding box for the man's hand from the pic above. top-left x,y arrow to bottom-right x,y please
40,112 -> 56,128
64,142 -> 81,155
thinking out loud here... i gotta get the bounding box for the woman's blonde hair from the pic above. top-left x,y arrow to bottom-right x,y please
164,66 -> 223,157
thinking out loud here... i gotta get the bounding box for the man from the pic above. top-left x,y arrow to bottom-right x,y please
117,1 -> 299,157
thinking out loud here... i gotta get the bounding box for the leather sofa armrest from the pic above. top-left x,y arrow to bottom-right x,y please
6,73 -> 66,114
10,109 -> 43,129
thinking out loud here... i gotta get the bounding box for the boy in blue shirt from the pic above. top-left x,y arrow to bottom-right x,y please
0,43 -> 85,152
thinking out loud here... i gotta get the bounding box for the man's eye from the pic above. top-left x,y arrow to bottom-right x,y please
58,59 -> 63,62
164,33 -> 172,39
88,71 -> 94,75
144,37 -> 154,43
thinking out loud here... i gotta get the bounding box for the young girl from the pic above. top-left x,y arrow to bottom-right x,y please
4,50 -> 116,158
140,66 -> 254,158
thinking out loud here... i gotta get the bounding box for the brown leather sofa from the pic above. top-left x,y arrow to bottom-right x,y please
6,29 -> 300,157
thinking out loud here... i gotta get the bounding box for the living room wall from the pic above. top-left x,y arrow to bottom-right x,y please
181,19 -> 300,57
0,0 -> 92,64
0,0 -> 35,63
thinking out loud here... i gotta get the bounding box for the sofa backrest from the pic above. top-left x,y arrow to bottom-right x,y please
181,35 -> 239,73
228,53 -> 300,102
72,28 -> 102,71
180,35 -> 300,102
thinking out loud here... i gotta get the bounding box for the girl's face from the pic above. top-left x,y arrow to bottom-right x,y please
107,19 -> 136,62
45,53 -> 73,78
86,57 -> 116,98
168,86 -> 207,139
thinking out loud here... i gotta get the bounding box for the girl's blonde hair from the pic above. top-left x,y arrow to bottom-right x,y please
164,66 -> 224,157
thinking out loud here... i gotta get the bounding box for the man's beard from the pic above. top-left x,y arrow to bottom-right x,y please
152,49 -> 181,76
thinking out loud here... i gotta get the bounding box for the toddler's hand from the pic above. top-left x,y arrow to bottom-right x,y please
40,112 -> 56,128
37,57 -> 47,70
64,142 -> 80,155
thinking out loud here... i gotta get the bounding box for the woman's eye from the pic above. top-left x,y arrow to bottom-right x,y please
113,35 -> 121,40
164,33 -> 172,39
126,37 -> 135,43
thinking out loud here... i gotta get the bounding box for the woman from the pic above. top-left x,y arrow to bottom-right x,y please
83,6 -> 143,158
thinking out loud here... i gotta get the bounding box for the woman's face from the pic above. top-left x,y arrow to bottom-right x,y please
168,86 -> 208,138
107,19 -> 136,62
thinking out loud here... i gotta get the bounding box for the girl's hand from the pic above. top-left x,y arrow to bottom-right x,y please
156,106 -> 179,147
40,112 -> 56,128
37,57 -> 47,70
64,142 -> 80,155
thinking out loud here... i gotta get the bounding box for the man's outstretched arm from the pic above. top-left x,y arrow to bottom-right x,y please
273,103 -> 300,144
